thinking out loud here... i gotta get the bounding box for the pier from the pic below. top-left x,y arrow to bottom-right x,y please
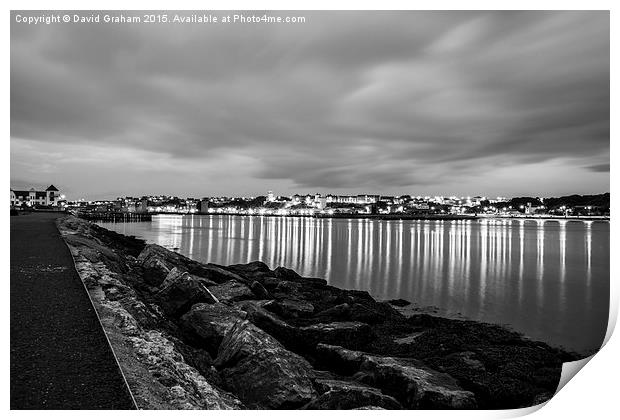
76,212 -> 152,222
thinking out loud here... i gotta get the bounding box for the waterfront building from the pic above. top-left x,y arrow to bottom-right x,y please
137,198 -> 149,213
199,199 -> 210,214
10,185 -> 62,208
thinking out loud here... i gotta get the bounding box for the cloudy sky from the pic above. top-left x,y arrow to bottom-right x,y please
11,11 -> 609,200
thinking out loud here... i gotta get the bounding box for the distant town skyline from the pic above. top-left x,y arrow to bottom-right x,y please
11,11 -> 609,201
8,183 -> 610,203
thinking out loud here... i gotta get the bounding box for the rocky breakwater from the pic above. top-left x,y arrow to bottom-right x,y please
57,215 -> 577,410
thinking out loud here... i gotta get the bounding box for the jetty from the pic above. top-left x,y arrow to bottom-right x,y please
75,211 -> 152,222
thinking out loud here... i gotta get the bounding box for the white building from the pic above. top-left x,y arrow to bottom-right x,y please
10,185 -> 61,207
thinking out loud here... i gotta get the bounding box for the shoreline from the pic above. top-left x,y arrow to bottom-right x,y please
74,210 -> 610,223
57,214 -> 584,409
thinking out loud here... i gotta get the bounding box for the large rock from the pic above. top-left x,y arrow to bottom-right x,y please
300,277 -> 329,286
269,282 -> 357,314
180,303 -> 247,355
227,261 -> 273,280
312,303 -> 352,322
138,244 -> 190,286
349,302 -> 405,324
215,320 -> 318,408
264,298 -> 315,318
300,322 -> 374,349
274,266 -> 328,286
235,301 -> 302,353
315,344 -> 477,409
159,267 -> 216,290
357,355 -> 477,409
386,298 -> 411,307
274,266 -> 302,280
273,280 -> 304,296
249,281 -> 272,300
138,244 -> 245,287
154,269 -> 217,317
315,343 -> 366,374
127,330 -> 244,409
239,303 -> 372,352
311,298 -> 406,325
304,378 -> 402,410
258,276 -> 282,289
207,280 -> 255,303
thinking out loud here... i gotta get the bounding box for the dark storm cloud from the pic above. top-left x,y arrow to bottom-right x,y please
586,163 -> 610,173
10,11 -> 609,198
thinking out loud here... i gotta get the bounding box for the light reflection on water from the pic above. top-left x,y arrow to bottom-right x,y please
100,215 -> 609,354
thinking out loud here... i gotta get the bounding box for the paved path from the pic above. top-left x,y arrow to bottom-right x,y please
10,212 -> 136,409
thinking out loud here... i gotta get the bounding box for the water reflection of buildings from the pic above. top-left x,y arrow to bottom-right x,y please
148,217 -> 589,305
150,216 -> 587,321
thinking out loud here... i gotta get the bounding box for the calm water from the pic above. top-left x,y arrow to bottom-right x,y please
99,215 -> 609,354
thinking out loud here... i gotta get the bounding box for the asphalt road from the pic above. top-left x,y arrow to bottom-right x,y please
10,212 -> 136,409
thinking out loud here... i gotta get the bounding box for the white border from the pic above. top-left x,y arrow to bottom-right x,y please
4,1 -> 616,419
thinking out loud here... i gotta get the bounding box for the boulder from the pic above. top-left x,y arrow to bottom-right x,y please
127,330 -> 245,409
386,298 -> 411,307
215,320 -> 318,409
137,244 -> 196,286
180,303 -> 247,354
349,303 -> 387,324
138,244 -> 240,287
315,344 -> 477,409
227,261 -> 273,280
203,264 -> 249,284
273,267 -> 328,287
315,344 -> 366,374
154,270 -> 217,317
264,298 -> 315,318
348,290 -> 377,303
357,355 -> 477,409
312,303 -> 352,322
173,340 -> 223,387
249,281 -> 272,300
271,283 -> 349,313
236,301 -> 301,351
304,378 -> 402,410
314,298 -> 402,324
138,245 -> 173,286
273,280 -> 304,296
159,267 -> 216,290
349,302 -> 405,324
258,276 -> 282,289
300,322 -> 374,349
301,277 -> 329,286
241,303 -> 372,353
274,266 -> 302,280
207,280 -> 255,303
